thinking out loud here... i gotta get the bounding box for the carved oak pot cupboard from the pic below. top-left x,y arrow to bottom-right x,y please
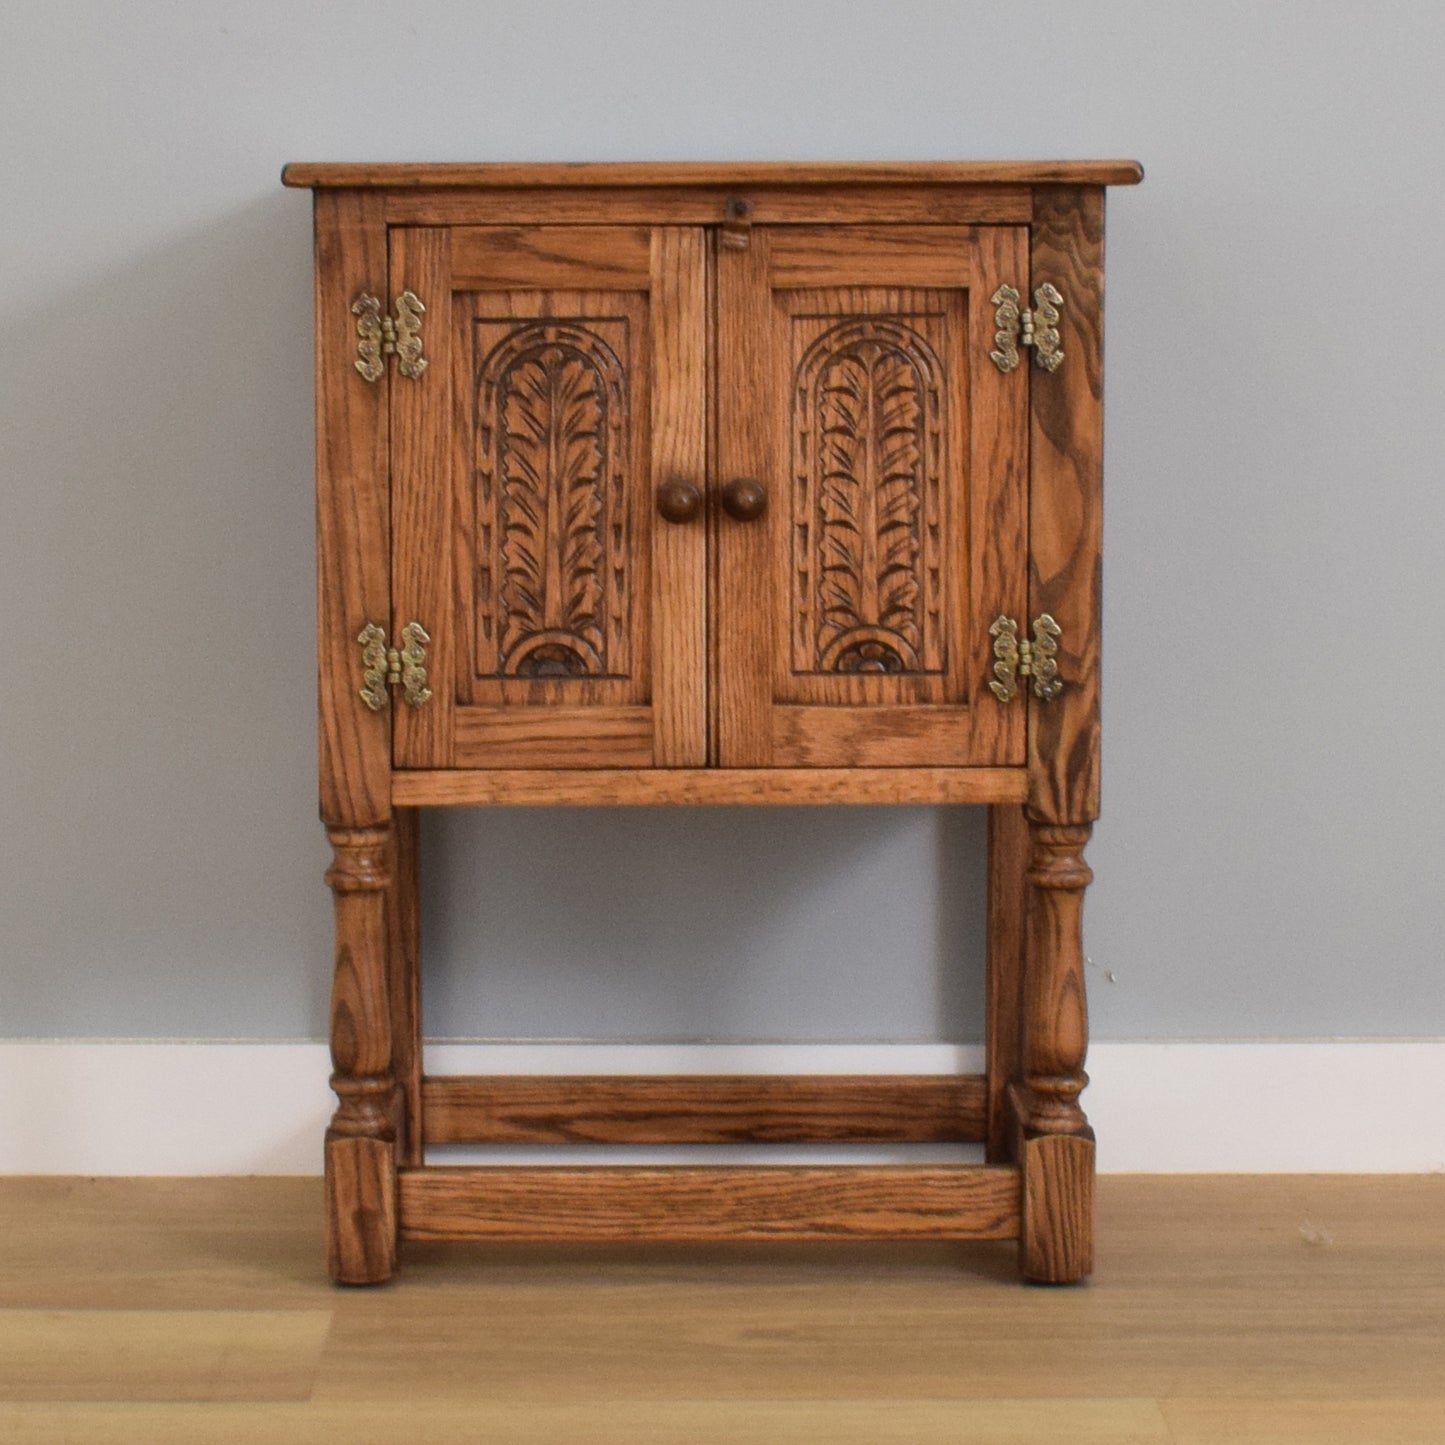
282,161 -> 1143,1285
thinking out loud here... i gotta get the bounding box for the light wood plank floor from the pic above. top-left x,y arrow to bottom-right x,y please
1,1175 -> 1442,1443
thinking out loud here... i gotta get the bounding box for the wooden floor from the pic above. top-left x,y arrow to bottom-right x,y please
1,1176 -> 1442,1443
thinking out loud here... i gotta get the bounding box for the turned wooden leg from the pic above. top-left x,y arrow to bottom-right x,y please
324,824 -> 399,1285
1014,820 -> 1095,1284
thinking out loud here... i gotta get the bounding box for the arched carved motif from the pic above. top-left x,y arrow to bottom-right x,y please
476,321 -> 630,679
791,318 -> 946,677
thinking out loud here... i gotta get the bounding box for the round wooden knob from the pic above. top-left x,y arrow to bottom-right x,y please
656,479 -> 702,524
721,478 -> 768,522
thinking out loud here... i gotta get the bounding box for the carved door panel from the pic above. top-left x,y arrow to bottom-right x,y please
391,226 -> 708,769
715,226 -> 1029,767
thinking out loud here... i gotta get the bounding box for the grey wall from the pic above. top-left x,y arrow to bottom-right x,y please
3,1 -> 1442,1044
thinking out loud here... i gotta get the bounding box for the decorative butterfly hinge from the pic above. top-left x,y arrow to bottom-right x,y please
988,614 -> 1063,702
351,292 -> 428,382
989,283 -> 1065,373
357,622 -> 433,711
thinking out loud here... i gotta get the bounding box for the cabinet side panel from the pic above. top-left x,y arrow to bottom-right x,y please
1028,187 -> 1104,824
650,228 -> 709,765
314,190 -> 391,827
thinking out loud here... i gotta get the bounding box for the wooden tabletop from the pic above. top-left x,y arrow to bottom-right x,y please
281,160 -> 1144,189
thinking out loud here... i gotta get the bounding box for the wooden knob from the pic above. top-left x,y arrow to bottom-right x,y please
656,479 -> 702,524
721,478 -> 768,522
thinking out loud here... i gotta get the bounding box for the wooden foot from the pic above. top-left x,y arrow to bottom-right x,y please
325,1132 -> 398,1285
1019,1127 -> 1095,1283
324,825 -> 398,1285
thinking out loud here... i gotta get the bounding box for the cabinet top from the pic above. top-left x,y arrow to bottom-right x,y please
281,160 -> 1143,190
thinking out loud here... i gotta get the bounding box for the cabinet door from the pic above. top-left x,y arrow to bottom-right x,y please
391,226 -> 708,769
715,226 -> 1029,768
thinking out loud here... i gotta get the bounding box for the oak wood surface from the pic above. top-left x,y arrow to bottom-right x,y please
450,284 -> 653,716
449,706 -> 655,768
714,227 -> 773,764
282,160 -> 1145,188
649,227 -> 709,765
390,766 -> 1027,806
1009,819 -> 1096,1282
1027,186 -> 1105,824
388,225 -> 455,768
447,224 -> 652,287
323,827 -> 398,1285
381,184 -> 1036,228
5,1175 -> 1443,1442
1020,822 -> 1094,1138
716,226 -> 1027,769
399,1165 -> 1021,1242
985,803 -> 1028,1161
301,168 -> 1124,1287
312,191 -> 390,828
387,807 -> 422,1167
421,1074 -> 988,1145
390,223 -> 711,771
1018,1131 -> 1096,1284
767,702 -> 1005,769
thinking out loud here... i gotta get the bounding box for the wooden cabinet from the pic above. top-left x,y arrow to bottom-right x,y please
283,160 -> 1142,1286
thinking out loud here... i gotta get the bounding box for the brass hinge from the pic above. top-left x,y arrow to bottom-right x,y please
989,614 -> 1063,702
352,292 -> 428,382
989,284 -> 1064,373
357,622 -> 433,711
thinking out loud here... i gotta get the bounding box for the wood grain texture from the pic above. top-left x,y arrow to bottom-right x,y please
450,706 -> 654,769
323,827 -> 397,1285
312,190 -> 390,827
388,225 -> 455,768
296,169 -> 1130,1287
421,1075 -> 988,1146
0,1399 -> 1175,1443
381,184 -> 1036,228
324,1135 -> 397,1286
779,283 -> 958,704
1021,822 -> 1093,1137
0,1309 -> 331,1403
387,807 -> 422,1167
966,224 -> 1031,766
985,803 -> 1028,1162
12,1175 -> 1445,1435
723,227 -> 1028,769
714,228 -> 774,765
1028,186 -> 1105,824
399,1165 -> 1020,1242
769,224 -> 1008,286
399,227 -> 695,769
1009,818 -> 1096,1281
770,707 -> 984,767
460,287 -> 650,705
649,228 -> 708,765
283,160 -> 1145,189
1018,1131 -> 1095,1284
391,766 -> 1027,807
448,225 -> 652,287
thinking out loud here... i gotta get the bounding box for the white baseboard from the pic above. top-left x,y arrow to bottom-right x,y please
2,1040 -> 1441,1175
